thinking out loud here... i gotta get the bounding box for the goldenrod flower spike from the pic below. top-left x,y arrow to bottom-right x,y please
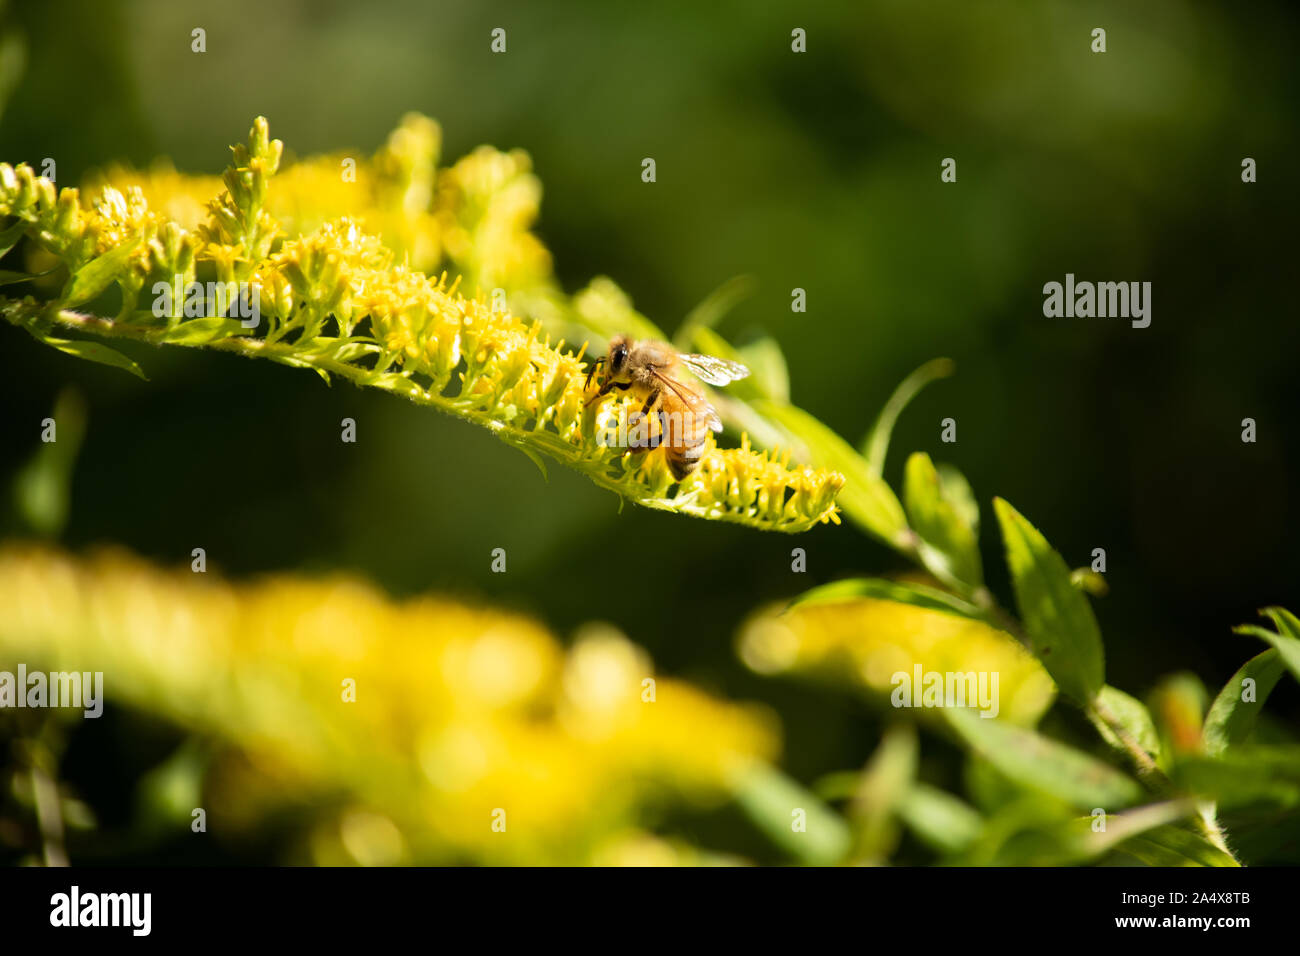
0,543 -> 777,864
0,118 -> 843,532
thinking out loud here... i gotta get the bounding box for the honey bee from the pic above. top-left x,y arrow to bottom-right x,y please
585,335 -> 750,479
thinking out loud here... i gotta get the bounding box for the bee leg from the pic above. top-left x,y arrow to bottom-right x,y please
584,358 -> 605,391
624,390 -> 664,453
584,379 -> 630,408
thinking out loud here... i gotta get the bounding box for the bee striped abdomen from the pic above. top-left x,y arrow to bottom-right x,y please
662,391 -> 715,480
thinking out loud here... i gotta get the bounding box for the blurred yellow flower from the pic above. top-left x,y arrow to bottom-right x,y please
0,543 -> 778,865
738,595 -> 1056,726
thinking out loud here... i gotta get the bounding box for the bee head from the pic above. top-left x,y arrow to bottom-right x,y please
607,335 -> 630,377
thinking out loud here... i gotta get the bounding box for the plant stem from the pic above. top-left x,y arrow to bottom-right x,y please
29,763 -> 67,867
1088,699 -> 1163,782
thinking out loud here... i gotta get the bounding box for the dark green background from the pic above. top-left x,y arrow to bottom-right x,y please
1,0 -> 1297,860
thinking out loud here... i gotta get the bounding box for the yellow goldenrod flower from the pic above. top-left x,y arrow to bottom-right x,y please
0,542 -> 778,865
738,594 -> 1056,726
434,145 -> 552,294
0,118 -> 843,532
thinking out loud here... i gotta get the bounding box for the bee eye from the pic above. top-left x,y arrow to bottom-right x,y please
611,343 -> 628,371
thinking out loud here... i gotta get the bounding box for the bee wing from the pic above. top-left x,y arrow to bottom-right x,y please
707,409 -> 723,433
648,366 -> 724,433
701,401 -> 723,433
679,353 -> 750,387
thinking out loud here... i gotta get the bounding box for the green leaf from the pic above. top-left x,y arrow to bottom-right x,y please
1175,748 -> 1300,809
61,234 -> 142,307
993,497 -> 1104,703
370,372 -> 427,400
158,317 -> 253,345
936,462 -> 978,534
897,783 -> 984,854
944,707 -> 1143,808
0,217 -> 27,259
1262,606 -> 1300,639
1203,650 -> 1285,757
729,763 -> 851,865
987,801 -> 1198,867
861,358 -> 954,477
1235,608 -> 1300,684
757,399 -> 909,549
1102,821 -> 1241,867
810,771 -> 860,802
848,724 -> 917,861
1148,673 -> 1209,768
786,576 -> 986,622
507,441 -> 549,483
736,336 -> 790,404
0,265 -> 59,287
1215,804 -> 1300,865
673,274 -> 754,349
136,740 -> 209,831
24,325 -> 146,379
903,452 -> 982,589
11,388 -> 86,537
1092,684 -> 1161,764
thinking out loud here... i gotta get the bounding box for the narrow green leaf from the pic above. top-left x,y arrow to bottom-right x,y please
1103,821 -> 1241,867
1093,684 -> 1161,764
62,234 -> 142,307
1214,804 -> 1300,865
758,399 -> 909,549
989,801 -> 1198,866
11,388 -> 86,537
0,265 -> 59,287
936,462 -> 978,533
268,352 -> 331,385
1203,650 -> 1285,757
1262,606 -> 1300,639
508,441 -> 549,483
0,217 -> 27,259
897,782 -> 984,854
673,274 -> 755,349
370,372 -> 427,400
736,336 -> 790,404
729,763 -> 851,865
848,724 -> 917,861
1235,619 -> 1300,684
945,707 -> 1143,808
993,497 -> 1104,703
903,452 -> 982,589
861,358 -> 954,477
158,317 -> 252,345
810,771 -> 859,802
1175,747 -> 1300,809
24,325 -> 146,379
786,576 -> 986,622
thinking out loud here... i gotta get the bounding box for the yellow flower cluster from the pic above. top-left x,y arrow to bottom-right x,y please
0,117 -> 843,531
86,113 -> 443,270
738,592 -> 1056,726
0,543 -> 777,865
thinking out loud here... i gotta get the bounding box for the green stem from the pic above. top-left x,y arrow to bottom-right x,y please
1088,698 -> 1164,783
